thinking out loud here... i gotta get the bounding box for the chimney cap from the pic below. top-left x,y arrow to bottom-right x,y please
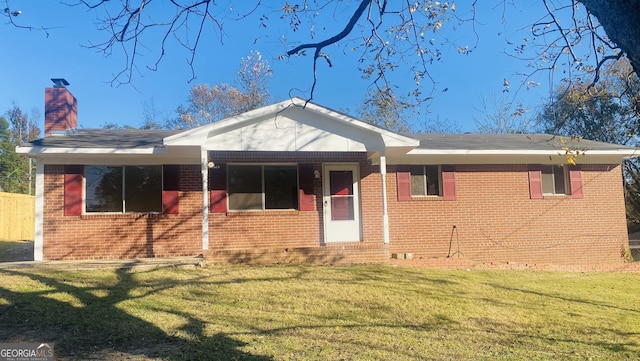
50,78 -> 70,88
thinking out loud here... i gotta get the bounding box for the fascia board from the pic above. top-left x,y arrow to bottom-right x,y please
407,149 -> 639,157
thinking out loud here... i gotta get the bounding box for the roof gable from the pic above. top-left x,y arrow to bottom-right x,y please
164,97 -> 419,152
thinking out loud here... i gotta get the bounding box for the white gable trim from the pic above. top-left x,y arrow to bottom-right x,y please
163,97 -> 419,152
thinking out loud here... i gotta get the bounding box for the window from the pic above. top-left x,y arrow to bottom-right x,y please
397,165 -> 455,201
227,164 -> 298,211
529,164 -> 582,200
85,166 -> 162,213
541,165 -> 568,195
410,165 -> 441,196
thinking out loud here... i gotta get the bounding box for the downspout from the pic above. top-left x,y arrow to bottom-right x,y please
380,154 -> 390,244
201,147 -> 209,250
34,160 -> 44,261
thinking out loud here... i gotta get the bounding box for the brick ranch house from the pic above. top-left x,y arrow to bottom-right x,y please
17,82 -> 640,267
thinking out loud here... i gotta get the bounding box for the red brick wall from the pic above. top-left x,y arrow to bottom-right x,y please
44,88 -> 77,136
387,164 -> 629,266
206,152 -> 386,264
42,165 -> 203,260
42,159 -> 629,267
42,152 -> 387,263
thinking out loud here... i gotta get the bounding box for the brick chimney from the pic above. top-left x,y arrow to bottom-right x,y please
45,78 -> 77,136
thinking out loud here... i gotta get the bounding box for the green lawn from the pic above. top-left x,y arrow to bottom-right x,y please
0,264 -> 638,360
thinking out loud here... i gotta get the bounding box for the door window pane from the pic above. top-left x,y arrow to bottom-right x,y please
330,171 -> 353,196
330,170 -> 354,221
331,196 -> 354,221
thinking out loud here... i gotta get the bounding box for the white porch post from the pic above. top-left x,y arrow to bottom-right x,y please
34,160 -> 44,261
380,154 -> 390,244
201,147 -> 209,250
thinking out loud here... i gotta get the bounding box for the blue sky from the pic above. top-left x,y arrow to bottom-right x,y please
0,1 -> 557,133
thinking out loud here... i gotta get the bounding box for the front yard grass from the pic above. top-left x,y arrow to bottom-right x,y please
0,264 -> 638,360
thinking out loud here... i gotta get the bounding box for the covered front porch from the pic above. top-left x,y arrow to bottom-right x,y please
162,98 -> 419,260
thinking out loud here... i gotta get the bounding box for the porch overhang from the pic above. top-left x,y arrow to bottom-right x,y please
163,97 -> 419,157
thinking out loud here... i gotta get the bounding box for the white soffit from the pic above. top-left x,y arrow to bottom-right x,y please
392,149 -> 638,165
407,148 -> 639,156
15,146 -> 166,155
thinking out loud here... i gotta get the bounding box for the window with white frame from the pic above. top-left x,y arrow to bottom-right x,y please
85,165 -> 162,213
227,164 -> 298,210
541,165 -> 568,195
410,165 -> 441,196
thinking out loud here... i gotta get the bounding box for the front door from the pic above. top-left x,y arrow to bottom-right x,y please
323,164 -> 361,243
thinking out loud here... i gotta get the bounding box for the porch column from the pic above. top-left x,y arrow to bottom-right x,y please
380,154 -> 390,244
34,160 -> 44,261
201,147 -> 209,250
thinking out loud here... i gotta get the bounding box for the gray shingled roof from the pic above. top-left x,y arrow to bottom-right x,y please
413,133 -> 633,151
23,129 -> 635,152
28,129 -> 180,148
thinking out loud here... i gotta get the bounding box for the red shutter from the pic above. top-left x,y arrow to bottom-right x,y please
569,165 -> 583,199
441,165 -> 456,201
528,166 -> 544,199
64,165 -> 83,216
163,165 -> 180,214
298,163 -> 316,211
209,163 -> 227,213
396,166 -> 411,201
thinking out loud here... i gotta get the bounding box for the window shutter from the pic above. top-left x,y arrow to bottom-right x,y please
528,166 -> 544,199
441,165 -> 457,201
396,165 -> 411,201
162,165 -> 180,214
209,163 -> 227,213
64,165 -> 83,216
569,165 -> 583,199
298,163 -> 316,211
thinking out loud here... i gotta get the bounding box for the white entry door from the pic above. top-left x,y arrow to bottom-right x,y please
323,164 -> 361,243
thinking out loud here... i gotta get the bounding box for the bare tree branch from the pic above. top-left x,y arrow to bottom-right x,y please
286,0 -> 372,99
2,0 -> 58,35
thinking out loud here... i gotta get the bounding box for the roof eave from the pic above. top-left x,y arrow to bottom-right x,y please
16,146 -> 167,156
407,149 -> 639,157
